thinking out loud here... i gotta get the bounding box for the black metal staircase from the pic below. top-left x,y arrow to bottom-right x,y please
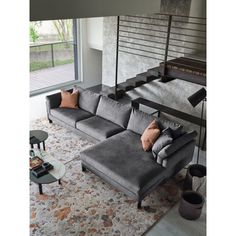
101,13 -> 206,100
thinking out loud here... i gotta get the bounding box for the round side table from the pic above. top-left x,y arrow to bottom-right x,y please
30,130 -> 48,150
30,155 -> 65,194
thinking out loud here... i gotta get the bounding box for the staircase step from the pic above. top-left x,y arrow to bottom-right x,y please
126,77 -> 146,87
117,81 -> 135,91
100,87 -> 125,100
147,67 -> 161,77
136,72 -> 160,82
159,76 -> 176,83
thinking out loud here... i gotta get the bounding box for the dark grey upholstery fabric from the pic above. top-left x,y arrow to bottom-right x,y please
46,93 -> 61,110
78,90 -> 101,114
162,140 -> 196,168
157,117 -> 185,139
157,130 -> 197,165
152,128 -> 173,159
127,109 -> 155,135
50,107 -> 93,127
76,116 -> 124,141
96,96 -> 131,128
81,130 -> 166,197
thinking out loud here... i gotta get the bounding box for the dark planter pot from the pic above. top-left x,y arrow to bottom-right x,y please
179,191 -> 204,220
183,164 -> 206,191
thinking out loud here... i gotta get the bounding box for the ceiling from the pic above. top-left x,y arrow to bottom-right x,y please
30,0 -> 161,21
30,0 -> 206,22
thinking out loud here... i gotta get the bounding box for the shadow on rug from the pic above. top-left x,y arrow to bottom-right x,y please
30,118 -> 185,236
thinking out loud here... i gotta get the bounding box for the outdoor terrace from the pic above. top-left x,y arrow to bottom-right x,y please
30,63 -> 74,91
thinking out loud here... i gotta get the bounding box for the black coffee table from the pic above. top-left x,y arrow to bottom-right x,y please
30,130 -> 48,150
30,155 -> 65,194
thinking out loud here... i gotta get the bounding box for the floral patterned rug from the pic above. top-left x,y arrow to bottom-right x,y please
30,118 -> 185,236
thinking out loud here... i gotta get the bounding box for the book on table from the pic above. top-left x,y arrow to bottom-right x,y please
30,156 -> 44,169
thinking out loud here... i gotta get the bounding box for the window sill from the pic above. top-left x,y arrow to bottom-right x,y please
30,80 -> 81,97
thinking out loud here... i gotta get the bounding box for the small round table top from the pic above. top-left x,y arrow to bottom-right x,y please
30,155 -> 66,185
30,130 -> 48,145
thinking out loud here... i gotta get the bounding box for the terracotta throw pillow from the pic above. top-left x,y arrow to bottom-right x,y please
141,120 -> 161,151
60,90 -> 79,108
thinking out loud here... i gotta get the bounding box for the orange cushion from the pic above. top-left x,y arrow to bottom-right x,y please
60,90 -> 79,109
141,120 -> 161,151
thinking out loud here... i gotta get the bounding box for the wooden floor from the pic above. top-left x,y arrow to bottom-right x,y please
30,64 -> 74,91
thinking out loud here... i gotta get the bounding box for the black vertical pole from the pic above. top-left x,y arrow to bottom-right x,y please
115,16 -> 120,100
51,44 -> 54,67
197,100 -> 204,164
162,15 -> 172,81
73,19 -> 79,81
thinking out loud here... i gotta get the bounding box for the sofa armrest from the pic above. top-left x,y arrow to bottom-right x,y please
46,92 -> 62,109
162,140 -> 196,169
157,130 -> 197,165
45,92 -> 62,120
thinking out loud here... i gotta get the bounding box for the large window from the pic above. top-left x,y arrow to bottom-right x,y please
30,19 -> 80,95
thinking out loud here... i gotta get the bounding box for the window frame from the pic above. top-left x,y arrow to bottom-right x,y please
30,19 -> 82,97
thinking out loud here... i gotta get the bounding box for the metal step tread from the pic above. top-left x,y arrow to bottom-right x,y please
136,72 -> 161,82
117,81 -> 135,91
126,77 -> 146,87
147,67 -> 160,77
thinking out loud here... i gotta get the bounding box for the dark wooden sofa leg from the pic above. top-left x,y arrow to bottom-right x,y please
81,164 -> 87,172
137,200 -> 142,209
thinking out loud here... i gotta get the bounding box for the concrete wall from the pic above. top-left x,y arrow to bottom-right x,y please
30,18 -> 103,121
102,0 -> 206,86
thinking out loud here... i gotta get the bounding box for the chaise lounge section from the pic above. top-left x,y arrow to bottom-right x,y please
46,88 -> 197,208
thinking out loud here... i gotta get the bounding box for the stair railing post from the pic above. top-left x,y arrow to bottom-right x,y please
162,15 -> 172,81
115,16 -> 120,100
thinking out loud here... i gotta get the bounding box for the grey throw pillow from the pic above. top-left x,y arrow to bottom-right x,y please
152,127 -> 173,159
157,117 -> 185,139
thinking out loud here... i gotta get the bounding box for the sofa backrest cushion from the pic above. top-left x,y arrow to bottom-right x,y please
78,90 -> 101,114
157,117 -> 184,139
157,130 -> 197,165
127,109 -> 155,135
96,96 -> 131,128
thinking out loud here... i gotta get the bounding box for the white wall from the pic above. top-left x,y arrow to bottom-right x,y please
30,18 -> 103,121
87,17 -> 103,50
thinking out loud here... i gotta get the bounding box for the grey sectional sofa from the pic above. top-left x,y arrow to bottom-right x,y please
46,87 -> 196,208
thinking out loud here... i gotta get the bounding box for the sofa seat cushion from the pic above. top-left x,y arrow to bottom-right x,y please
80,130 -> 166,197
76,116 -> 124,141
96,96 -> 131,128
50,107 -> 93,127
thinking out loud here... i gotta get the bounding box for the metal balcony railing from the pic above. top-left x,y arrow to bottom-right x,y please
30,41 -> 74,71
